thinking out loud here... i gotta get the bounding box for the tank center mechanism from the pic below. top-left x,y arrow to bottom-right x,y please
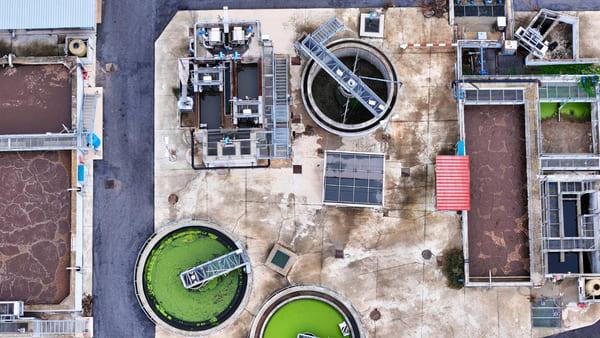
296,17 -> 400,136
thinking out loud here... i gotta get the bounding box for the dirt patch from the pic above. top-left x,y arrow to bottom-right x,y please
464,105 -> 529,278
542,119 -> 592,154
0,64 -> 72,134
0,151 -> 71,304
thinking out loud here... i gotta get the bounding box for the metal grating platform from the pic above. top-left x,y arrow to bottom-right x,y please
257,42 -> 291,160
531,298 -> 562,328
272,56 -> 291,158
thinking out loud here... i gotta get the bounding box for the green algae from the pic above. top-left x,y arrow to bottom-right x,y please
263,298 -> 347,338
143,227 -> 243,327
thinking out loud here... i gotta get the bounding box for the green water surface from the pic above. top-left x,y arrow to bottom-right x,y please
143,228 -> 242,325
263,298 -> 347,338
540,102 -> 591,121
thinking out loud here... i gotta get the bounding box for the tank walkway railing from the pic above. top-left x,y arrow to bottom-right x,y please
180,249 -> 249,289
295,17 -> 387,118
463,88 -> 524,105
544,238 -> 596,252
32,319 -> 88,336
540,156 -> 600,171
0,133 -> 78,152
539,82 -> 596,102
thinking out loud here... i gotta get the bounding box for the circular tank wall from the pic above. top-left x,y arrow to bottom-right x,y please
301,39 -> 398,136
134,221 -> 251,336
249,285 -> 366,338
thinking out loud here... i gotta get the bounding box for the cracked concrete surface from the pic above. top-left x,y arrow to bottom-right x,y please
153,7 -> 600,338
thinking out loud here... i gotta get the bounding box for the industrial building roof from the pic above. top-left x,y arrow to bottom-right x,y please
0,0 -> 96,30
435,155 -> 470,211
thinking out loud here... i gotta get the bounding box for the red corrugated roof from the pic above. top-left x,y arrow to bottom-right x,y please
435,155 -> 470,211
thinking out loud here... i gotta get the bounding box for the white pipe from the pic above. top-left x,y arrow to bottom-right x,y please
8,53 -> 14,67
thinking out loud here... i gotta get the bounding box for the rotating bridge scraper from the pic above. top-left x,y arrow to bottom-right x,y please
294,17 -> 388,117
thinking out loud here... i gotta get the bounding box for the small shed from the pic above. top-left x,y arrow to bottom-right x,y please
435,155 -> 470,211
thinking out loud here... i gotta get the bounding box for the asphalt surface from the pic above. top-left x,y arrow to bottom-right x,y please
93,0 -> 155,337
93,1 -> 600,338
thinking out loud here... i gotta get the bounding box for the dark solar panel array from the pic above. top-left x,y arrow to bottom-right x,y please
324,152 -> 384,206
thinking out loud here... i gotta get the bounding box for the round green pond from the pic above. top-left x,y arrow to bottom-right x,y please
263,298 -> 347,338
142,226 -> 247,331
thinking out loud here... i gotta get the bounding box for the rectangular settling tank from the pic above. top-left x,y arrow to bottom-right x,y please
0,151 -> 72,304
0,64 -> 72,135
464,105 -> 530,280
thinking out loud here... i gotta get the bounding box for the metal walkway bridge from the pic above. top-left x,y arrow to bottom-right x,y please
0,134 -> 79,152
294,17 -> 387,118
180,249 -> 250,289
32,320 -> 88,337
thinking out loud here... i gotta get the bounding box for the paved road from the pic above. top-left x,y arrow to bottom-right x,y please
93,1 -> 600,338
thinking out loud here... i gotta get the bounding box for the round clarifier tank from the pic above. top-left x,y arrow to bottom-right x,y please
301,39 -> 398,136
134,221 -> 251,336
249,286 -> 365,338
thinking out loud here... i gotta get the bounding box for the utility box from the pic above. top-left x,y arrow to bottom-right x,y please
502,40 -> 518,55
359,12 -> 385,38
496,16 -> 507,32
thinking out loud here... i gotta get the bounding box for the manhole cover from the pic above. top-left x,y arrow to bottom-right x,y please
335,249 -> 344,259
104,179 -> 115,189
293,165 -> 302,174
421,249 -> 433,260
168,193 -> 179,205
370,309 -> 381,321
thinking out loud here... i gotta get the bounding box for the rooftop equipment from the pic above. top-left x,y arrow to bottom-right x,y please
502,40 -> 518,55
209,27 -> 222,45
496,16 -> 506,32
514,26 -> 548,59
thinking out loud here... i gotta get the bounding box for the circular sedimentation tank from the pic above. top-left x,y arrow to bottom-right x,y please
135,221 -> 251,336
250,285 -> 365,338
302,39 -> 398,136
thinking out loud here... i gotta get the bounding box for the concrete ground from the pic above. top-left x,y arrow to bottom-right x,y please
154,8 -> 533,338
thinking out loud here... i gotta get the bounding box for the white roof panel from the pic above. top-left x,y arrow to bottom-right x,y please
0,0 -> 96,30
